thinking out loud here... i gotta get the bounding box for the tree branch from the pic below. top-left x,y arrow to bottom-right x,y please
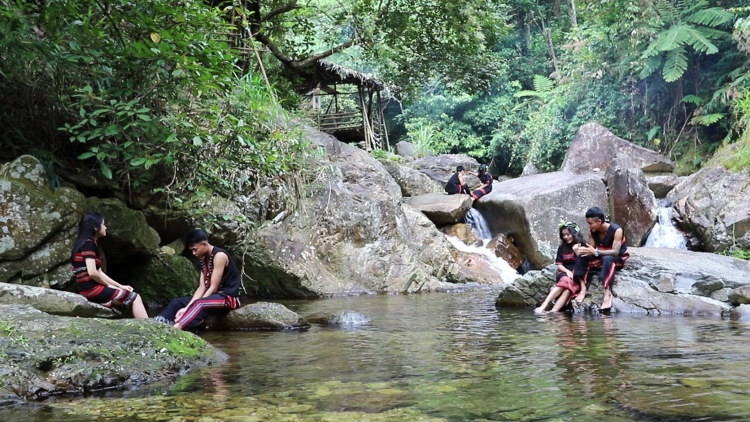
264,1 -> 299,22
254,32 -> 357,69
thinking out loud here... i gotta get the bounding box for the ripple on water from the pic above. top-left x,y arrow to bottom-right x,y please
3,291 -> 750,421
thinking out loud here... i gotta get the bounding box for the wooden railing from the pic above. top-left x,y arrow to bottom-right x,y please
312,111 -> 364,133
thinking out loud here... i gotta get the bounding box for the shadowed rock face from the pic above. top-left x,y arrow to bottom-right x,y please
475,171 -> 609,269
606,156 -> 658,246
561,123 -> 673,175
496,247 -> 750,315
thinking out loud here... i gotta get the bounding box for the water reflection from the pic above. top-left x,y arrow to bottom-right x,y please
2,291 -> 750,421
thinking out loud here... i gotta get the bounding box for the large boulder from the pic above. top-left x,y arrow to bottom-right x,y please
495,247 -> 747,315
205,302 -> 310,330
648,174 -> 684,199
0,282 -> 116,318
0,155 -> 86,289
236,129 -> 460,297
0,305 -> 225,404
475,172 -> 608,268
561,123 -> 673,175
670,166 -> 750,252
408,192 -> 473,226
380,160 -> 443,197
85,197 -> 160,264
440,223 -> 483,247
605,156 -> 658,246
115,254 -> 198,308
409,154 -> 480,187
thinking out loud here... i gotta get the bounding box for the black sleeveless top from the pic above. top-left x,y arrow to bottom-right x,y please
201,246 -> 241,297
591,223 -> 628,256
445,172 -> 461,192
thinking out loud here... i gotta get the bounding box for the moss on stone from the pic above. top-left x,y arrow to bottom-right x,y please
116,255 -> 197,307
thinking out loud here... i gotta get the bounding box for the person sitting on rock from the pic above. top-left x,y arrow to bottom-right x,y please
445,165 -> 470,195
71,211 -> 148,318
573,207 -> 630,312
470,164 -> 494,200
535,222 -> 588,313
154,229 -> 241,330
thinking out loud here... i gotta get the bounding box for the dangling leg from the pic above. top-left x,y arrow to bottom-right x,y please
550,290 -> 572,312
535,286 -> 564,313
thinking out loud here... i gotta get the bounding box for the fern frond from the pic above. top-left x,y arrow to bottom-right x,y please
532,75 -> 554,93
697,27 -> 731,40
639,55 -> 662,79
681,95 -> 704,105
688,8 -> 736,28
684,27 -> 720,53
513,90 -> 542,98
654,24 -> 693,52
691,113 -> 725,126
662,46 -> 688,82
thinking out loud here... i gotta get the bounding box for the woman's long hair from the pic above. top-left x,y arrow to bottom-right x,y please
71,212 -> 103,259
559,223 -> 585,253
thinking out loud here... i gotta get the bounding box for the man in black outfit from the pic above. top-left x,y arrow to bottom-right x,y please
445,165 -> 470,195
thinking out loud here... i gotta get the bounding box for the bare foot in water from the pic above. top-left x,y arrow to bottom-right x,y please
533,307 -> 547,314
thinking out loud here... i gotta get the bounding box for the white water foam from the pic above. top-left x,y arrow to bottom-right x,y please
645,207 -> 688,249
445,236 -> 520,283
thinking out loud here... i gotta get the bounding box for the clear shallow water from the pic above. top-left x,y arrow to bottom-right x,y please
3,290 -> 750,421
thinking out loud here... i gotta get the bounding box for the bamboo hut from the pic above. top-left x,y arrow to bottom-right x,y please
296,60 -> 390,151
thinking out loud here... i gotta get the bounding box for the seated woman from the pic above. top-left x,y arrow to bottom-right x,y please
470,164 -> 493,200
534,222 -> 588,313
445,165 -> 470,195
71,211 -> 148,318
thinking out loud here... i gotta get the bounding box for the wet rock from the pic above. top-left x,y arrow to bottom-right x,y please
0,282 -> 116,318
728,285 -> 750,306
606,155 -> 657,246
116,255 -> 197,308
690,278 -> 724,297
475,172 -> 608,268
0,304 -> 225,404
85,197 -> 160,264
730,304 -> 750,320
380,160 -> 443,197
304,310 -> 371,326
205,302 -> 310,330
486,233 -> 524,270
409,193 -> 473,226
561,123 -> 673,175
440,223 -> 482,247
452,250 -> 508,285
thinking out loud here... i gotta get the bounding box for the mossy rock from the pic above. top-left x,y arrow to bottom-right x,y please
85,197 -> 160,264
115,255 -> 198,308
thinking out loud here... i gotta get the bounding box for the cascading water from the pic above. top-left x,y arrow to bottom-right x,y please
644,207 -> 688,249
465,208 -> 492,240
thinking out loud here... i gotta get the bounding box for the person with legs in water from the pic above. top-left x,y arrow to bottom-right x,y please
445,165 -> 471,195
573,207 -> 630,312
71,211 -> 148,318
534,221 -> 588,313
154,229 -> 241,330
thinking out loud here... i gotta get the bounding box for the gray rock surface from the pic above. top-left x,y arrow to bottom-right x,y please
561,123 -> 673,174
0,282 -> 116,318
305,310 -> 371,326
648,174 -> 683,198
475,171 -> 608,268
205,302 -> 310,330
409,154 -> 480,187
495,247 -> 746,315
409,192 -> 473,226
85,197 -> 160,264
380,160 -> 443,197
606,155 -> 658,246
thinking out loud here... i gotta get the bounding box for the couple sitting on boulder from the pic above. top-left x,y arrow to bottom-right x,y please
534,207 -> 630,314
445,164 -> 493,200
72,212 -> 240,330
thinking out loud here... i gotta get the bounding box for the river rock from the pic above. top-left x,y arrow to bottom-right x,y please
236,129 -> 459,297
205,302 -> 310,330
606,155 -> 657,246
0,304 -> 225,404
380,160 -> 443,197
561,123 -> 674,174
730,304 -> 750,320
0,282 -> 116,318
305,310 -> 371,326
670,164 -> 750,252
495,247 -> 745,315
728,285 -> 750,306
648,174 -> 683,198
409,193 -> 473,226
0,155 -> 86,288
486,233 -> 524,270
115,254 -> 197,308
440,223 -> 482,247
85,197 -> 160,263
452,249 -> 509,285
475,172 -> 608,268
409,154 -> 480,187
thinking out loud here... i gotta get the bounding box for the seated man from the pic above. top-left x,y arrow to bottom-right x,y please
573,207 -> 630,312
445,165 -> 470,195
154,229 -> 241,330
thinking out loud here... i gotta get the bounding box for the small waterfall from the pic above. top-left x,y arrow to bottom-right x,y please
445,236 -> 520,283
465,208 -> 492,240
645,207 -> 688,249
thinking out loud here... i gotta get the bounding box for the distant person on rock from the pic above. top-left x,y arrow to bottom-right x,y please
470,164 -> 494,200
154,229 -> 241,330
535,222 -> 588,313
71,211 -> 148,318
574,207 -> 630,312
445,165 -> 470,195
